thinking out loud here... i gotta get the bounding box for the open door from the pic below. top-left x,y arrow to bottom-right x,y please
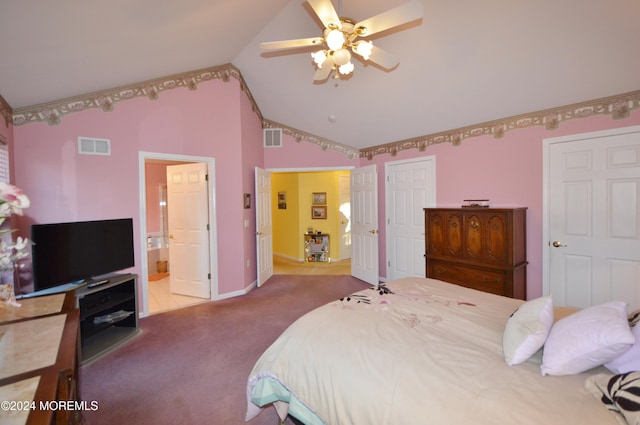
255,167 -> 273,286
166,163 -> 211,298
351,165 -> 378,285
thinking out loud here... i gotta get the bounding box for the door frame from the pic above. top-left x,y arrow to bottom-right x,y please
266,166 -> 354,263
138,152 -> 219,317
541,125 -> 640,298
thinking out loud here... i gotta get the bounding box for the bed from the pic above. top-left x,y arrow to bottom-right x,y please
246,277 -> 639,425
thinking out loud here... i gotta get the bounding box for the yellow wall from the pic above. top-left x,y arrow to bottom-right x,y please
272,170 -> 349,261
271,173 -> 299,258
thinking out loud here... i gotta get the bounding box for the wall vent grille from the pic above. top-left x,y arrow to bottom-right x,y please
78,137 -> 111,155
263,128 -> 282,148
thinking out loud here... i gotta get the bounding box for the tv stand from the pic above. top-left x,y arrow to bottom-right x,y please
75,273 -> 139,365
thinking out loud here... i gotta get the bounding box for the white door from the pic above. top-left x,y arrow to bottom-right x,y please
338,173 -> 352,261
166,163 -> 211,298
255,167 -> 273,286
385,157 -> 436,280
351,165 -> 378,285
544,126 -> 640,310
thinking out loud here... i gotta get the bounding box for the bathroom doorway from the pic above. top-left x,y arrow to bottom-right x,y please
139,152 -> 218,316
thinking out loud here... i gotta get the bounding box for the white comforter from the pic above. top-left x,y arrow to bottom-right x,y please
246,277 -> 617,424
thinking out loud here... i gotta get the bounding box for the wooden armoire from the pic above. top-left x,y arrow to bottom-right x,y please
424,207 -> 527,299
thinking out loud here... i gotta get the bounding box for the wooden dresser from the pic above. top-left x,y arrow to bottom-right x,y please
424,207 -> 527,299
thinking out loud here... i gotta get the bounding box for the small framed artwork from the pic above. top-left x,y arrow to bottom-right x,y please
312,205 -> 327,219
244,193 -> 251,209
278,191 -> 287,209
312,192 -> 326,205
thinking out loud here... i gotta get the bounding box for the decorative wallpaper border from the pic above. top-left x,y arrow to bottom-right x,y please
12,64 -> 263,126
8,64 -> 640,161
357,90 -> 640,160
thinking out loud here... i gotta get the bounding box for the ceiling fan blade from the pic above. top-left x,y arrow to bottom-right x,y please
308,0 -> 341,29
313,59 -> 333,81
367,45 -> 399,70
355,0 -> 423,37
260,37 -> 324,51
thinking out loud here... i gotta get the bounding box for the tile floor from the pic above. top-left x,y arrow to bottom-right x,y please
147,276 -> 207,315
147,256 -> 351,315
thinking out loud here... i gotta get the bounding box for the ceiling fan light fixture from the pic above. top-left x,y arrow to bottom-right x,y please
325,28 -> 346,50
353,40 -> 373,60
311,50 -> 328,67
261,0 -> 424,82
338,62 -> 354,75
332,48 -> 351,66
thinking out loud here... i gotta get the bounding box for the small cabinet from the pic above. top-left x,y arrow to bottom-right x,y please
304,233 -> 330,262
425,207 -> 527,299
75,274 -> 139,364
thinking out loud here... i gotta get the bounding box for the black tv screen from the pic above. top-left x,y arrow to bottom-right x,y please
31,218 -> 135,291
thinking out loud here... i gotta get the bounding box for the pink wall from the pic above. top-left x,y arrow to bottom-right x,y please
266,110 -> 640,300
7,73 -> 640,303
240,89 -> 266,286
12,78 -> 263,297
144,163 -> 166,233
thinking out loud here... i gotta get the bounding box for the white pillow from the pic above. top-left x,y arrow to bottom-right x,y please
541,301 -> 635,376
503,296 -> 554,366
605,322 -> 640,374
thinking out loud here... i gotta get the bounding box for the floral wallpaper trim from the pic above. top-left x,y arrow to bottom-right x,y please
358,90 -> 640,160
12,64 -> 262,127
8,64 -> 639,161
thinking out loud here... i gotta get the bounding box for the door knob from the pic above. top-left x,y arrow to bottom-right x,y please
369,229 -> 378,234
552,241 -> 567,247
169,234 -> 174,239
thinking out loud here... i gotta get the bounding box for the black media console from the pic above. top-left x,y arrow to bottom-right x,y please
75,273 -> 139,365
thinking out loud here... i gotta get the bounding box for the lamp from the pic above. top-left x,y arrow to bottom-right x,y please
311,18 -> 369,79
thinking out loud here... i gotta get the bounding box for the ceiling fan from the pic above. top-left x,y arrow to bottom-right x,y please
260,0 -> 424,81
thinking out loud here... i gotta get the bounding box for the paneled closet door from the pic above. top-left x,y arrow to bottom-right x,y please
546,126 -> 640,310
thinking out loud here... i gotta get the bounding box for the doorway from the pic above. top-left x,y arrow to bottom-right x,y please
139,152 -> 218,316
269,168 -> 353,276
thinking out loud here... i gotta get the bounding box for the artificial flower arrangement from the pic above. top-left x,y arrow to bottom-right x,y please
0,182 -> 32,307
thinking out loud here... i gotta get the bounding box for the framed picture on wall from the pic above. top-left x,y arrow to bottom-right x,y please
312,206 -> 327,219
312,192 -> 326,205
244,193 -> 251,209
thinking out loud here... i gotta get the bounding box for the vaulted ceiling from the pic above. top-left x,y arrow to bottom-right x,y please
1,0 -> 639,150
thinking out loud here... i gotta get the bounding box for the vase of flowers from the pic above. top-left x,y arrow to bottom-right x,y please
0,182 -> 32,307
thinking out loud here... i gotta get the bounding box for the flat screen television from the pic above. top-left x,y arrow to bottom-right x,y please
30,218 -> 135,292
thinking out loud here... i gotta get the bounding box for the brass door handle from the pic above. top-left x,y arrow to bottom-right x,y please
169,234 -> 174,239
552,241 -> 567,247
369,229 -> 378,234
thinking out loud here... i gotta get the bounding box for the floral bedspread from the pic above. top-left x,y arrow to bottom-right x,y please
246,277 -> 617,425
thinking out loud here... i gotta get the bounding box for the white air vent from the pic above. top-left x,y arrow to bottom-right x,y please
78,137 -> 111,156
263,128 -> 282,148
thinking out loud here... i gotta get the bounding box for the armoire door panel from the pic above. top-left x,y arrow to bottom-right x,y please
486,213 -> 508,264
446,212 -> 463,257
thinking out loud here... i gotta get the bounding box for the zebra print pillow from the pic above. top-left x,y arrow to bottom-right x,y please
586,372 -> 640,425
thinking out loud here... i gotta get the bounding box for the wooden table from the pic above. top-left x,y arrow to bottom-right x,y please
0,291 -> 80,425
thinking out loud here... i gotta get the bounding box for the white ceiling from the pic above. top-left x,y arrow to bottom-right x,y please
1,0 -> 639,150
